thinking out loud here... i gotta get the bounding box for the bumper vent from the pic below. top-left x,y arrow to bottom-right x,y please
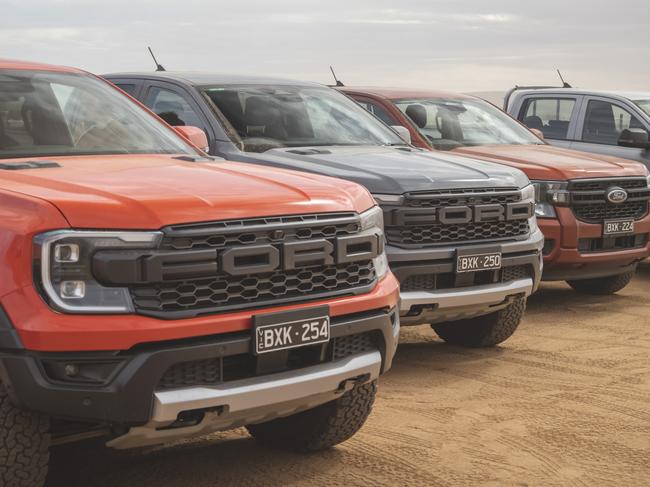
156,332 -> 378,390
401,264 -> 533,292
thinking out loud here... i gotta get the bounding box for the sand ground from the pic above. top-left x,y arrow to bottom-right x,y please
46,262 -> 650,486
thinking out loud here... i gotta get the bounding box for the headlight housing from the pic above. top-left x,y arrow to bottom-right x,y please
360,205 -> 384,232
646,174 -> 650,188
35,231 -> 161,313
531,181 -> 569,218
360,206 -> 389,278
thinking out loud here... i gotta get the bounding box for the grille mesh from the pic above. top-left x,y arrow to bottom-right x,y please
132,262 -> 375,314
568,179 -> 650,224
163,213 -> 359,250
401,264 -> 532,292
156,332 -> 377,390
572,201 -> 648,223
332,332 -> 376,359
386,220 -> 529,247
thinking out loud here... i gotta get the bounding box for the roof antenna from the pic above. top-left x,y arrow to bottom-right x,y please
556,69 -> 571,88
148,46 -> 166,72
330,66 -> 344,87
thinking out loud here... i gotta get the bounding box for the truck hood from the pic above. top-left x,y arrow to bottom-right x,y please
0,155 -> 374,229
451,144 -> 648,180
237,145 -> 529,194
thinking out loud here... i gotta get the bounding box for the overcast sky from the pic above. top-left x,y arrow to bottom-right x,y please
2,0 -> 649,93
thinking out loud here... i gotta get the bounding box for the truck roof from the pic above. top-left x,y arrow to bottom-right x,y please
104,71 -> 323,88
0,58 -> 83,73
339,86 -> 473,101
510,87 -> 650,101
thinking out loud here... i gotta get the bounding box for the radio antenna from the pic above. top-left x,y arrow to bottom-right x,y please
148,46 -> 166,72
556,69 -> 571,88
329,66 -> 344,87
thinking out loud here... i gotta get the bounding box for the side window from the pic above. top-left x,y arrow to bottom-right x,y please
356,100 -> 398,126
582,100 -> 644,145
144,86 -> 205,130
520,98 -> 575,140
114,84 -> 137,96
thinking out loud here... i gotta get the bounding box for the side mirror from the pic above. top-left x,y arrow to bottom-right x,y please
174,126 -> 209,152
391,125 -> 412,144
530,128 -> 545,140
618,128 -> 650,149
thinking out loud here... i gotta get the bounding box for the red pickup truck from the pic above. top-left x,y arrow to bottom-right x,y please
0,60 -> 399,486
343,87 -> 650,294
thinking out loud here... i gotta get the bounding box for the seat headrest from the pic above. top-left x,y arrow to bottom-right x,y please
523,115 -> 544,131
405,104 -> 427,128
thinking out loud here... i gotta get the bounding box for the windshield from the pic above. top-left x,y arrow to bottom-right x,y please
634,100 -> 650,118
201,85 -> 404,152
0,70 -> 198,159
393,97 -> 543,150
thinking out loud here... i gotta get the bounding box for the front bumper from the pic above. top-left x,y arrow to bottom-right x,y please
389,229 -> 544,325
540,208 -> 650,281
0,307 -> 399,443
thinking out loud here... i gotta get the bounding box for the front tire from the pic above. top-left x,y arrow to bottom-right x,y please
432,296 -> 526,347
0,385 -> 50,487
246,381 -> 376,452
566,271 -> 635,295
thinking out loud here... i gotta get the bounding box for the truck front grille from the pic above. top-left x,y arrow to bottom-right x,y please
156,331 -> 378,390
569,178 -> 650,224
383,188 -> 530,248
103,212 -> 379,319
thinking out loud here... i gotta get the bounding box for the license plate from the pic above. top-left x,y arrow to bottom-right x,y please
457,251 -> 502,273
604,219 -> 634,236
253,306 -> 330,355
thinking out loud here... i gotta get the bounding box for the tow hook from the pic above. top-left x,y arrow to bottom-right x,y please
337,373 -> 371,393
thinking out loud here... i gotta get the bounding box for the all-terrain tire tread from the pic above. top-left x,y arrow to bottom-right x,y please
0,386 -> 50,487
433,296 -> 526,347
246,381 -> 376,452
566,271 -> 635,295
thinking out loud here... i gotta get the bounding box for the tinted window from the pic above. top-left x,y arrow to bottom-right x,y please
114,83 -> 137,96
392,98 -> 541,150
144,86 -> 205,130
202,85 -> 403,153
0,70 -> 196,159
356,100 -> 397,125
520,98 -> 575,140
582,100 -> 644,145
634,100 -> 650,118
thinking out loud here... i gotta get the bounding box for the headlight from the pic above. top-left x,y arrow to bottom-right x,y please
360,206 -> 389,278
360,205 -> 384,231
646,174 -> 650,188
531,181 -> 569,218
35,230 -> 162,313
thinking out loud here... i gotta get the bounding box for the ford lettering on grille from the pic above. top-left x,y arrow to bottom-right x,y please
92,234 -> 381,284
389,201 -> 534,226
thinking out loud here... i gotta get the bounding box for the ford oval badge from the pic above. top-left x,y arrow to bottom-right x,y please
606,187 -> 628,204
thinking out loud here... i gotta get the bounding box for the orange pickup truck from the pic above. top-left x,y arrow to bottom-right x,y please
0,60 -> 399,486
343,87 -> 650,294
